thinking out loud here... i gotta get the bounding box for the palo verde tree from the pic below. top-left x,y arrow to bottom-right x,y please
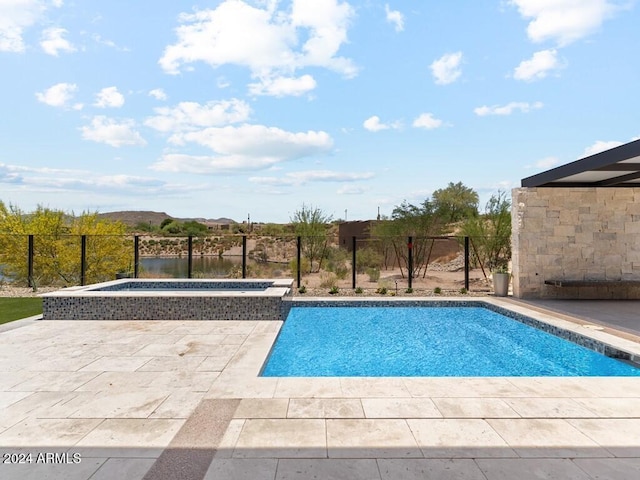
370,199 -> 444,278
290,204 -> 333,273
461,191 -> 512,273
0,201 -> 131,287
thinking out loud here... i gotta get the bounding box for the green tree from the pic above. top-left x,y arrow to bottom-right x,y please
161,220 -> 182,235
461,191 -> 511,272
159,218 -> 174,229
432,181 -> 479,223
182,220 -> 208,236
134,221 -> 156,233
0,202 -> 131,287
290,204 -> 333,273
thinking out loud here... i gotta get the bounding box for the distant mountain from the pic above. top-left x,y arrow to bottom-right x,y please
97,211 -> 236,227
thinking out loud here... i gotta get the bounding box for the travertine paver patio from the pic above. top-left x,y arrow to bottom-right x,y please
0,298 -> 639,479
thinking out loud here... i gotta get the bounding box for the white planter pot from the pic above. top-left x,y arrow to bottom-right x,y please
492,272 -> 510,297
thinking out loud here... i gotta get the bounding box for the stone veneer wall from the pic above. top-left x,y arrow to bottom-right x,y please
512,187 -> 640,299
43,296 -> 285,321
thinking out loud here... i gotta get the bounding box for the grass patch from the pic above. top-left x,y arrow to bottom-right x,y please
0,298 -> 43,325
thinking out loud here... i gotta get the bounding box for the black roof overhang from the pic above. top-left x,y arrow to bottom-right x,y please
521,138 -> 640,188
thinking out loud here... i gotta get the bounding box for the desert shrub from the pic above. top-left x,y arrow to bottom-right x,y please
319,272 -> 338,289
298,285 -> 307,294
289,257 -> 311,277
366,267 -> 380,282
376,286 -> 388,295
405,287 -> 413,294
333,265 -> 349,280
355,247 -> 383,273
434,287 -> 442,294
355,286 -> 363,294
325,247 -> 350,279
329,286 -> 339,295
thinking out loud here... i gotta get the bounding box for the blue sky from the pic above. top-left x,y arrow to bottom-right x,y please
1,0 -> 639,223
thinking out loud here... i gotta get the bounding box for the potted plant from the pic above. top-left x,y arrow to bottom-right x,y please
492,264 -> 510,297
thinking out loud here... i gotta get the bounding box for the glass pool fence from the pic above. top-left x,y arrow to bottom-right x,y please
0,234 -> 500,293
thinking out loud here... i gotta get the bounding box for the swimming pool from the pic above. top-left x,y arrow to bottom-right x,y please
261,305 -> 640,377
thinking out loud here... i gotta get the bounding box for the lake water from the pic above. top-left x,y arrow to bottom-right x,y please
139,256 -> 247,278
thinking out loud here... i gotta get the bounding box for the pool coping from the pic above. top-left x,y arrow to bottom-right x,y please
40,278 -> 294,298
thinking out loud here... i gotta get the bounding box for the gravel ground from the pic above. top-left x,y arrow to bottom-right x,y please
295,287 -> 491,297
0,285 -> 59,297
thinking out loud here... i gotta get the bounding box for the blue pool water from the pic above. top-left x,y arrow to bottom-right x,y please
261,307 -> 640,377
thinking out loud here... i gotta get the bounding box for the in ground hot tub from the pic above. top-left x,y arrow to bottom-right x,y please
41,278 -> 293,321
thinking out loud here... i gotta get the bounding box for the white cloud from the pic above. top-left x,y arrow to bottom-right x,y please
159,0 -> 356,96
248,74 -> 317,97
152,125 -> 333,174
534,157 -> 560,169
0,162 -> 191,195
0,0 -> 65,52
35,82 -> 77,107
290,0 -> 356,74
0,0 -> 43,52
152,153 -> 291,175
337,185 -> 366,195
80,116 -> 146,147
363,115 -> 401,132
175,124 -> 332,157
412,113 -> 444,130
40,26 -> 75,56
148,88 -> 167,101
513,49 -> 561,81
249,170 -> 374,186
430,52 -> 463,85
94,86 -> 125,108
0,163 -> 24,184
509,0 -> 620,46
385,4 -> 404,32
582,140 -> 623,157
145,99 -> 251,133
91,34 -> 129,52
474,101 -> 543,116
32,174 -> 165,192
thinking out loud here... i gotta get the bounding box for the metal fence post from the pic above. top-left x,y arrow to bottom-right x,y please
134,235 -> 139,278
296,236 -> 301,288
464,236 -> 470,291
27,234 -> 34,288
80,235 -> 87,286
352,236 -> 357,289
187,236 -> 193,279
242,235 -> 247,279
407,236 -> 413,289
